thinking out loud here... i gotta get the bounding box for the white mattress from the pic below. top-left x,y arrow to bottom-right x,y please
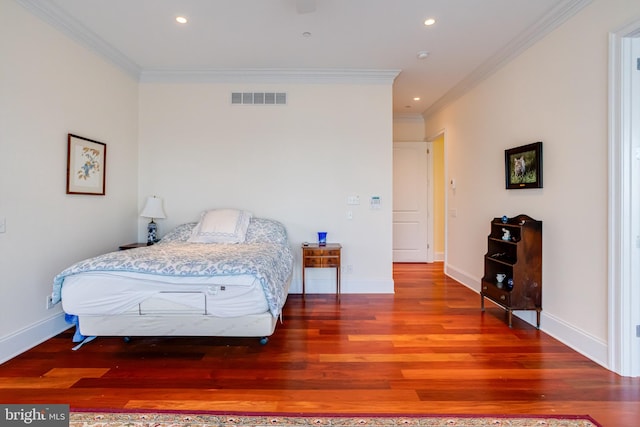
61,271 -> 268,317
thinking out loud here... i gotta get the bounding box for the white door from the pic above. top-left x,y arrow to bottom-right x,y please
393,141 -> 431,262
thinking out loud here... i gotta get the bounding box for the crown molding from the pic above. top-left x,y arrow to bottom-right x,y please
16,0 -> 141,78
422,0 -> 593,120
17,0 -> 589,104
139,68 -> 400,85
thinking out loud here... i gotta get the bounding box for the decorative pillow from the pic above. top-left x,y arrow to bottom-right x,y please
158,222 -> 197,243
187,209 -> 253,244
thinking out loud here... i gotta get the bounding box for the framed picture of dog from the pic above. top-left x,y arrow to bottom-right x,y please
505,141 -> 542,189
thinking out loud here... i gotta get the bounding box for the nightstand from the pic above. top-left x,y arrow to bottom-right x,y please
119,242 -> 149,250
301,243 -> 341,298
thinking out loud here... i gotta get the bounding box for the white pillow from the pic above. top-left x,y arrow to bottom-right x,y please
187,209 -> 253,243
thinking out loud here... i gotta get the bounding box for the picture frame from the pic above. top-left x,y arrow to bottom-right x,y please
66,134 -> 106,195
505,141 -> 542,189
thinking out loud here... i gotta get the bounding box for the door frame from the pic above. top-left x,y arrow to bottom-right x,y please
426,140 -> 434,262
427,129 -> 447,266
608,19 -> 640,377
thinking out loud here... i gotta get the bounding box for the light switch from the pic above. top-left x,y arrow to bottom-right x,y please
347,195 -> 360,205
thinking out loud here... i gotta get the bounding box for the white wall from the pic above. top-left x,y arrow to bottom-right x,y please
425,0 -> 640,367
138,81 -> 395,294
0,0 -> 139,362
393,115 -> 425,142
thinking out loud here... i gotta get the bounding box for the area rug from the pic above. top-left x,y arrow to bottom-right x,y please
69,410 -> 602,427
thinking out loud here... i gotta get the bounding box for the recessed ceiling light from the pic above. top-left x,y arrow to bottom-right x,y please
176,16 -> 188,24
417,51 -> 429,60
413,97 -> 421,101
302,31 -> 312,38
424,18 -> 436,26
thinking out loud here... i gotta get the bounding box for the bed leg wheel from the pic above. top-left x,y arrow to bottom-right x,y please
123,336 -> 131,343
259,337 -> 269,345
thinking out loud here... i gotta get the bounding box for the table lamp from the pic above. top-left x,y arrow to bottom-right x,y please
140,196 -> 166,244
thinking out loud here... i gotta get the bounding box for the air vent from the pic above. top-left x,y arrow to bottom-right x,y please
231,92 -> 287,105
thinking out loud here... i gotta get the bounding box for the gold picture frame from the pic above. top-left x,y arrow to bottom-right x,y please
66,134 -> 106,195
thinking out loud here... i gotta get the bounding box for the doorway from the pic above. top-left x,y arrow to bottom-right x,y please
392,141 -> 432,262
392,137 -> 445,264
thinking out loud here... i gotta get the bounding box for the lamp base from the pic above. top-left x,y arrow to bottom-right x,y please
147,220 -> 158,245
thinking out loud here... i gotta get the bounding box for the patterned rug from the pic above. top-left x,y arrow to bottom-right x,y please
69,410 -> 602,427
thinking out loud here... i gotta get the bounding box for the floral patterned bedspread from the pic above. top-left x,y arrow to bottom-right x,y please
52,236 -> 294,318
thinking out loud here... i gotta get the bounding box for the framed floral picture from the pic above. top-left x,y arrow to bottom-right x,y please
66,134 -> 106,195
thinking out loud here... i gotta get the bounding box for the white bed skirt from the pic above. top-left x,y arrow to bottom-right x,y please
77,311 -> 278,337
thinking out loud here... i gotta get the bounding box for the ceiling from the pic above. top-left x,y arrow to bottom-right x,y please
17,0 -> 589,117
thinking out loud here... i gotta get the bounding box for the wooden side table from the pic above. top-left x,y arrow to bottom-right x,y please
301,243 -> 341,298
119,242 -> 149,250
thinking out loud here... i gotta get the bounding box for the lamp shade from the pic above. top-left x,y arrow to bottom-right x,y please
140,196 -> 166,220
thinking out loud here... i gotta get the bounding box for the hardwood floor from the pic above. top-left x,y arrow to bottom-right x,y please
0,263 -> 638,426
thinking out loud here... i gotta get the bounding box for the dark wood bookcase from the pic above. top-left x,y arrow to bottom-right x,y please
481,214 -> 542,328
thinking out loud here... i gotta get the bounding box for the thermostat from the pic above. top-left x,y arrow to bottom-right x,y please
370,196 -> 381,209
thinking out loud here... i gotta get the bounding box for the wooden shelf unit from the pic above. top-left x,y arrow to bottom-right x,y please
481,214 -> 542,328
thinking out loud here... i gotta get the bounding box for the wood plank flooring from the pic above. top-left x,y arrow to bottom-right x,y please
1,263 -> 638,426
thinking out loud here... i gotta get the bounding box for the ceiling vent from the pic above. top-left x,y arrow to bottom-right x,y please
231,92 -> 287,105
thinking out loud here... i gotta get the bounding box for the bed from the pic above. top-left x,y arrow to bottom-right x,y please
52,210 -> 294,344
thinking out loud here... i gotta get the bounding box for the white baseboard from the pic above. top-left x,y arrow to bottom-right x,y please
536,310 -> 608,369
444,262 -> 610,371
444,263 -> 479,293
341,278 -> 395,293
289,277 -> 395,294
0,313 -> 70,364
